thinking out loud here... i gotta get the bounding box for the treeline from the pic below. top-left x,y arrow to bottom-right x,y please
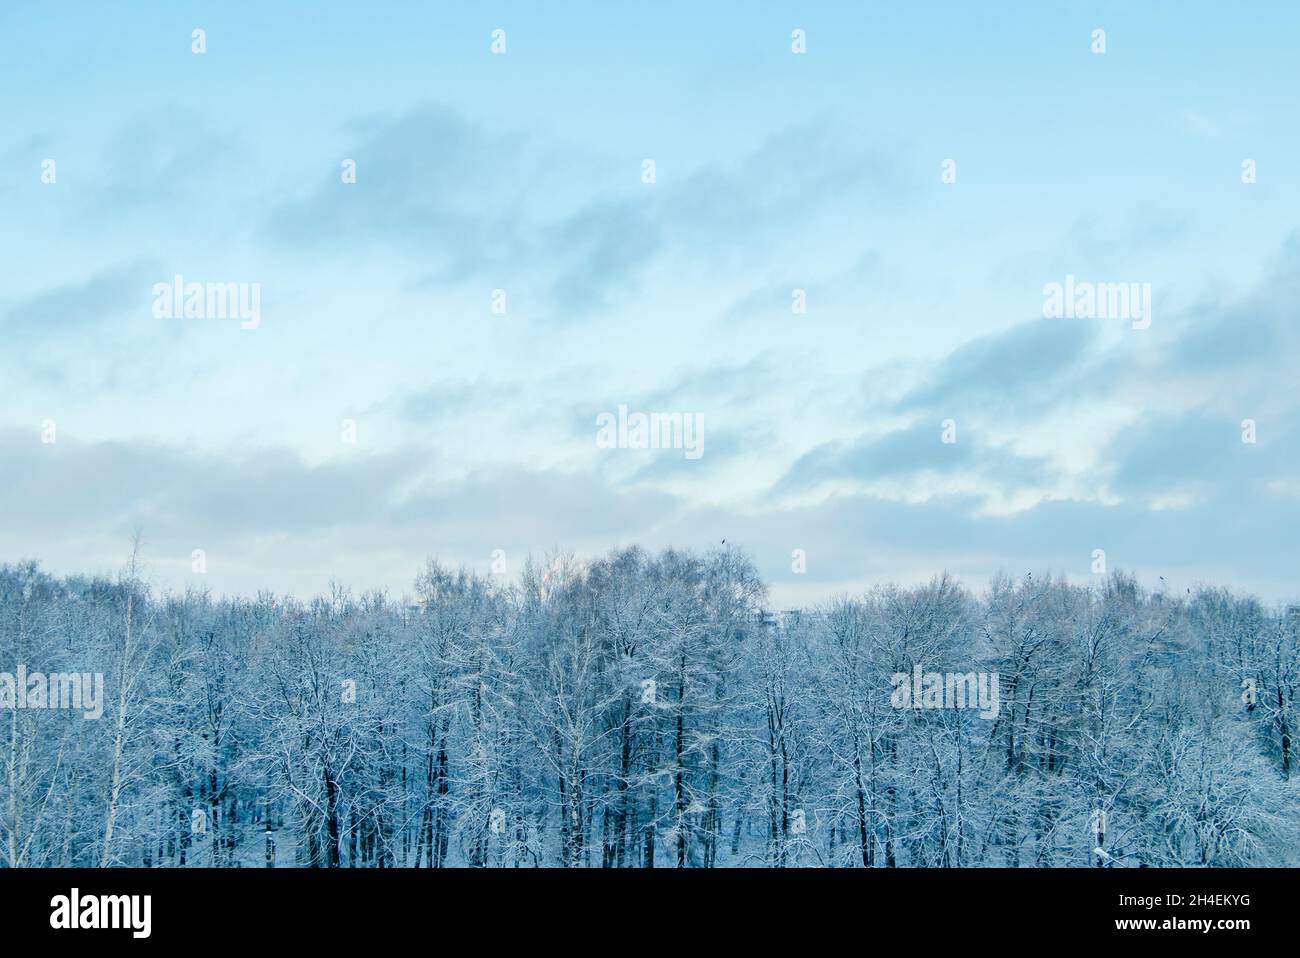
0,547 -> 1295,867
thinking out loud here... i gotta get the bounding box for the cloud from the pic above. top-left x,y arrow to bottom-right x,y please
2,266 -> 147,340
1104,408 -> 1298,500
3,407 -> 1300,607
893,317 -> 1102,414
5,64 -> 1299,611
1166,238 -> 1300,375
780,424 -> 974,488
660,120 -> 909,254
774,422 -> 1052,501
88,109 -> 243,215
264,107 -> 531,271
545,197 -> 662,312
647,484 -> 1300,606
0,430 -> 424,538
262,107 -> 910,320
0,429 -> 686,596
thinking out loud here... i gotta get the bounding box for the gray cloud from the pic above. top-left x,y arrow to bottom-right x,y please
546,197 -> 662,312
1167,237 -> 1300,374
262,106 -> 910,320
1104,408 -> 1298,498
2,266 -> 147,340
264,107 -> 530,273
774,422 -> 1052,498
3,421 -> 1300,605
893,317 -> 1102,413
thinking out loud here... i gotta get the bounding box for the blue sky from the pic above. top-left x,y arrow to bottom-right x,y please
2,1 -> 1299,603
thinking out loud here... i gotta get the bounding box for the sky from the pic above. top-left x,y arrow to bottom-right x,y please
2,1 -> 1299,606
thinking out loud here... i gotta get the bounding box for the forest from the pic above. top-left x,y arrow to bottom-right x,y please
0,545 -> 1295,868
